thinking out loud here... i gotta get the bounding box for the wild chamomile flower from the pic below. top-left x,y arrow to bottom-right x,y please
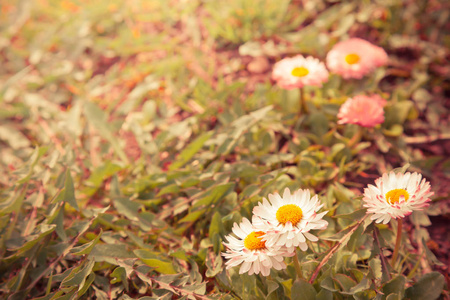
272,55 -> 329,90
326,38 -> 388,79
222,217 -> 293,276
253,188 -> 328,253
363,171 -> 433,224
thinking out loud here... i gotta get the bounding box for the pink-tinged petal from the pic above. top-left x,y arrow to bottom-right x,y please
363,171 -> 433,225
326,38 -> 388,79
338,95 -> 386,128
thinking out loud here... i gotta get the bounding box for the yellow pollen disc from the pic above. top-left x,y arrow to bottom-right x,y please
385,189 -> 410,205
244,231 -> 266,250
291,67 -> 309,77
345,53 -> 360,65
276,204 -> 303,226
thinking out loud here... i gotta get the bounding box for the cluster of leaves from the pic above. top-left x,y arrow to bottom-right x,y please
0,0 -> 448,299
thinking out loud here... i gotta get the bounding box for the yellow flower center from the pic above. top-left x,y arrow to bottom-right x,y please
385,189 -> 410,205
345,53 -> 360,65
276,204 -> 303,226
291,67 -> 309,77
244,231 -> 266,250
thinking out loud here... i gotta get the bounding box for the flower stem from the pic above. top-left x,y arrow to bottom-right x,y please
293,251 -> 303,279
299,87 -> 308,115
348,126 -> 364,147
391,218 -> 403,265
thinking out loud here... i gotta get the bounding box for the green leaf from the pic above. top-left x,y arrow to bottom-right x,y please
192,182 -> 235,209
178,209 -> 207,223
410,211 -> 431,227
110,267 -> 129,291
134,249 -> 177,274
61,259 -> 95,288
8,224 -> 56,254
156,184 -> 180,197
205,254 -> 222,278
320,276 -> 338,292
383,275 -> 406,299
369,257 -> 382,280
386,293 -> 401,300
353,289 -> 378,300
63,169 -> 79,210
0,186 -> 26,214
308,112 -> 329,137
383,124 -> 403,137
112,196 -> 141,221
209,211 -> 224,237
89,244 -> 136,263
349,277 -> 371,294
169,131 -> 213,170
16,147 -> 47,184
422,238 -> 445,266
78,273 -> 95,297
210,213 -> 224,253
316,289 -> 333,300
71,229 -> 103,255
265,279 -> 280,300
291,279 -> 316,300
83,101 -> 129,163
333,274 -> 356,292
53,206 -> 68,241
405,272 -> 445,300
83,162 -> 122,196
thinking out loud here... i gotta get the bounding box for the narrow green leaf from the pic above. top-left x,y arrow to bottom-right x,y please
61,259 -> 95,288
71,229 -> 103,255
77,273 -> 95,297
63,169 -> 78,210
83,101 -> 129,163
0,186 -> 26,214
169,131 -> 213,170
178,209 -> 207,223
8,224 -> 56,254
89,244 -> 136,263
134,249 -> 177,274
192,182 -> 235,209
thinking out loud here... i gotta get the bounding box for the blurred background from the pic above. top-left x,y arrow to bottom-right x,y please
0,0 -> 449,298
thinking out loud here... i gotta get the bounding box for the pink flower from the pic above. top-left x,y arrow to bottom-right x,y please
272,55 -> 329,90
337,95 -> 386,127
326,38 -> 388,79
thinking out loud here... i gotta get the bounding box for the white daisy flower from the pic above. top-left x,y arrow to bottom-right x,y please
363,171 -> 433,224
222,217 -> 293,276
272,55 -> 329,90
252,188 -> 328,253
